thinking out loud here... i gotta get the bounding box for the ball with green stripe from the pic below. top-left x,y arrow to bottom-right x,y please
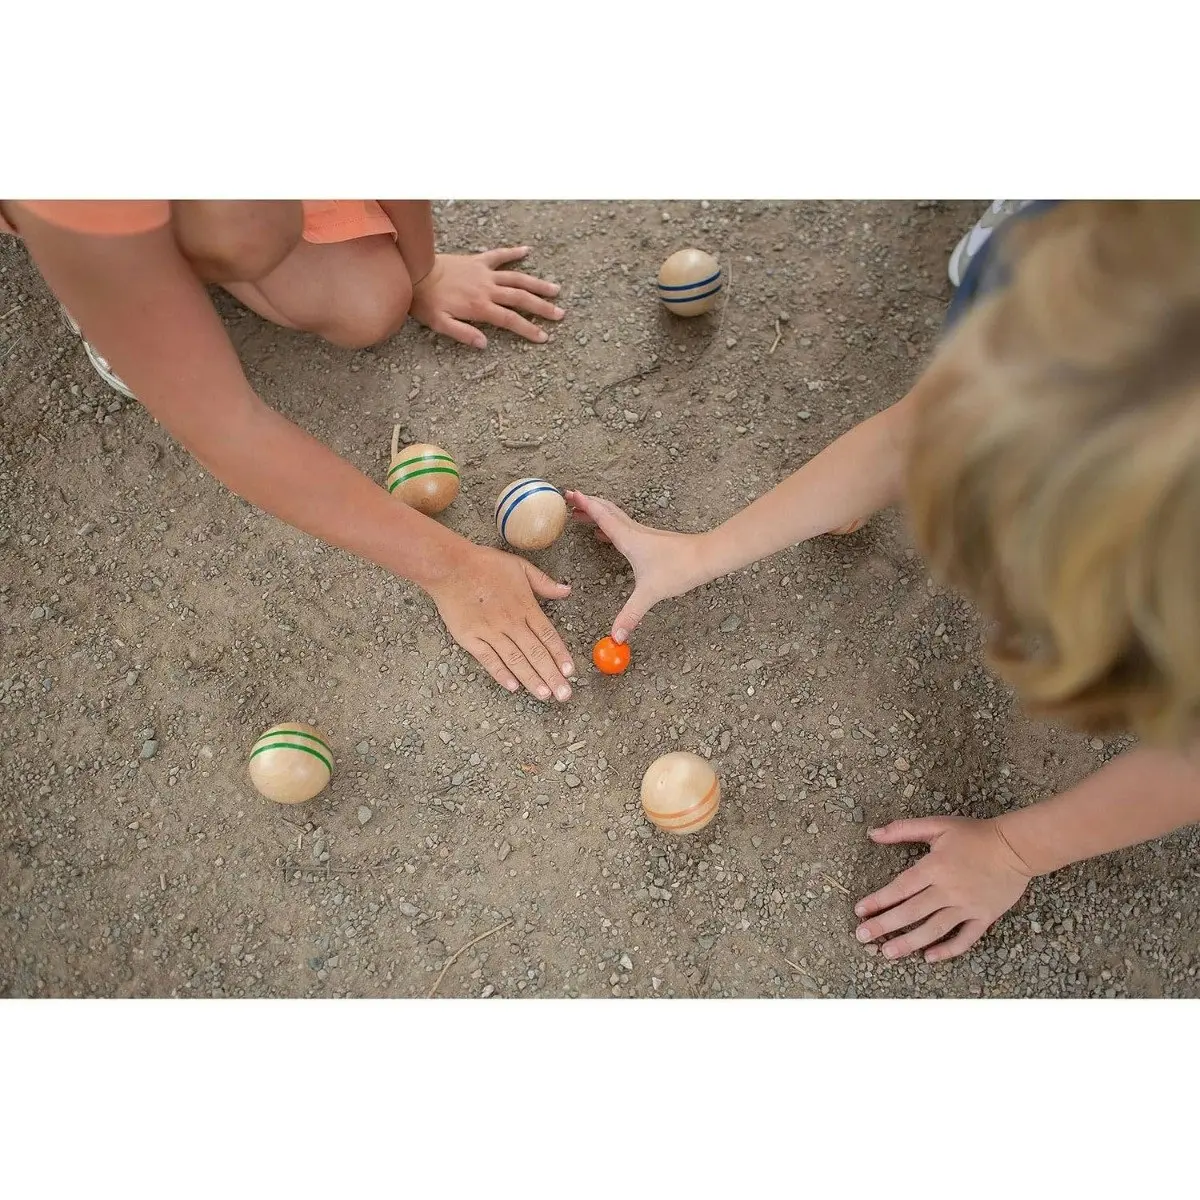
387,442 -> 460,515
248,723 -> 333,804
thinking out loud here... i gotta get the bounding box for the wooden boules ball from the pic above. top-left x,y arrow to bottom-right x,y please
657,248 -> 723,317
248,723 -> 333,804
494,477 -> 567,551
387,430 -> 460,515
640,751 -> 721,834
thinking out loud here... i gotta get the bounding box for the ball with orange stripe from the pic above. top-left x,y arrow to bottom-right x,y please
640,751 -> 721,834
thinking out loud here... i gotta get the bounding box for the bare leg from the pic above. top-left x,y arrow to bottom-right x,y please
223,235 -> 413,349
172,201 -> 303,284
171,201 -> 413,349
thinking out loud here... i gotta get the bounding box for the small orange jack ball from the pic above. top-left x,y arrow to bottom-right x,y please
592,636 -> 631,675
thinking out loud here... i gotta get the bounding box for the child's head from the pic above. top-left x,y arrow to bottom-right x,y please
906,201 -> 1200,747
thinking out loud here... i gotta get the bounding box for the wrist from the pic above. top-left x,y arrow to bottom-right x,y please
990,816 -> 1038,878
691,528 -> 737,586
410,254 -> 440,293
410,253 -> 439,290
382,514 -> 475,593
992,810 -> 1060,878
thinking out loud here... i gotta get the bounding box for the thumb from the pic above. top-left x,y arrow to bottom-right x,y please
612,585 -> 656,644
869,817 -> 948,846
523,560 -> 571,600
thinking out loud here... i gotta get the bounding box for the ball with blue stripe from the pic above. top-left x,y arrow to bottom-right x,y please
657,247 -> 722,317
494,477 -> 567,551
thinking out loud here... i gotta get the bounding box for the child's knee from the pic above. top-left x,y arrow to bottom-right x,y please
173,201 -> 303,283
320,267 -> 412,349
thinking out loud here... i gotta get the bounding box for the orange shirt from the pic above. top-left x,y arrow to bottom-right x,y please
0,200 -> 395,244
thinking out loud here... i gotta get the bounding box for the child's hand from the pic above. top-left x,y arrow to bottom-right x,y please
425,543 -> 576,702
854,816 -> 1033,963
410,248 -> 565,349
565,490 -> 711,643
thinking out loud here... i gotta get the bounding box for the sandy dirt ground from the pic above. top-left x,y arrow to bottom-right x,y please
1,200 -> 1196,999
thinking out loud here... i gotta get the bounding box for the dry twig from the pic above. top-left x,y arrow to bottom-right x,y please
427,919 -> 513,998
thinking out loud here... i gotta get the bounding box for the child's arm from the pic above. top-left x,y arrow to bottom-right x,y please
854,746 -> 1200,963
996,747 -> 1200,874
690,389 -> 915,578
567,379 -> 924,642
376,201 -> 436,285
16,207 -> 576,703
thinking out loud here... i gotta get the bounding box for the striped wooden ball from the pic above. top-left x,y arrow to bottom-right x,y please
387,443 -> 460,515
248,723 -> 333,804
640,751 -> 721,834
494,477 -> 567,551
657,248 -> 722,317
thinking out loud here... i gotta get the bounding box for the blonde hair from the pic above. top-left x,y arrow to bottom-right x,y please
906,201 -> 1200,747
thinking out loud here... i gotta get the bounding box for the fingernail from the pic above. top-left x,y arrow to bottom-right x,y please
883,945 -> 898,959
537,331 -> 549,343
552,307 -> 565,318
613,628 -> 627,644
555,685 -> 571,701
550,284 -> 561,296
537,687 -> 551,701
854,903 -> 866,917
507,681 -> 519,692
867,827 -> 881,835
856,927 -> 871,943
563,661 -> 575,677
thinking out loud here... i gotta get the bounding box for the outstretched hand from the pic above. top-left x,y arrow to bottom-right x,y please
410,247 -> 565,349
565,490 -> 712,644
425,544 -> 575,703
854,816 -> 1033,963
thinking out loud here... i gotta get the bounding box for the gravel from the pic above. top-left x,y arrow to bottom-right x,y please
1,199 -> 1195,1001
